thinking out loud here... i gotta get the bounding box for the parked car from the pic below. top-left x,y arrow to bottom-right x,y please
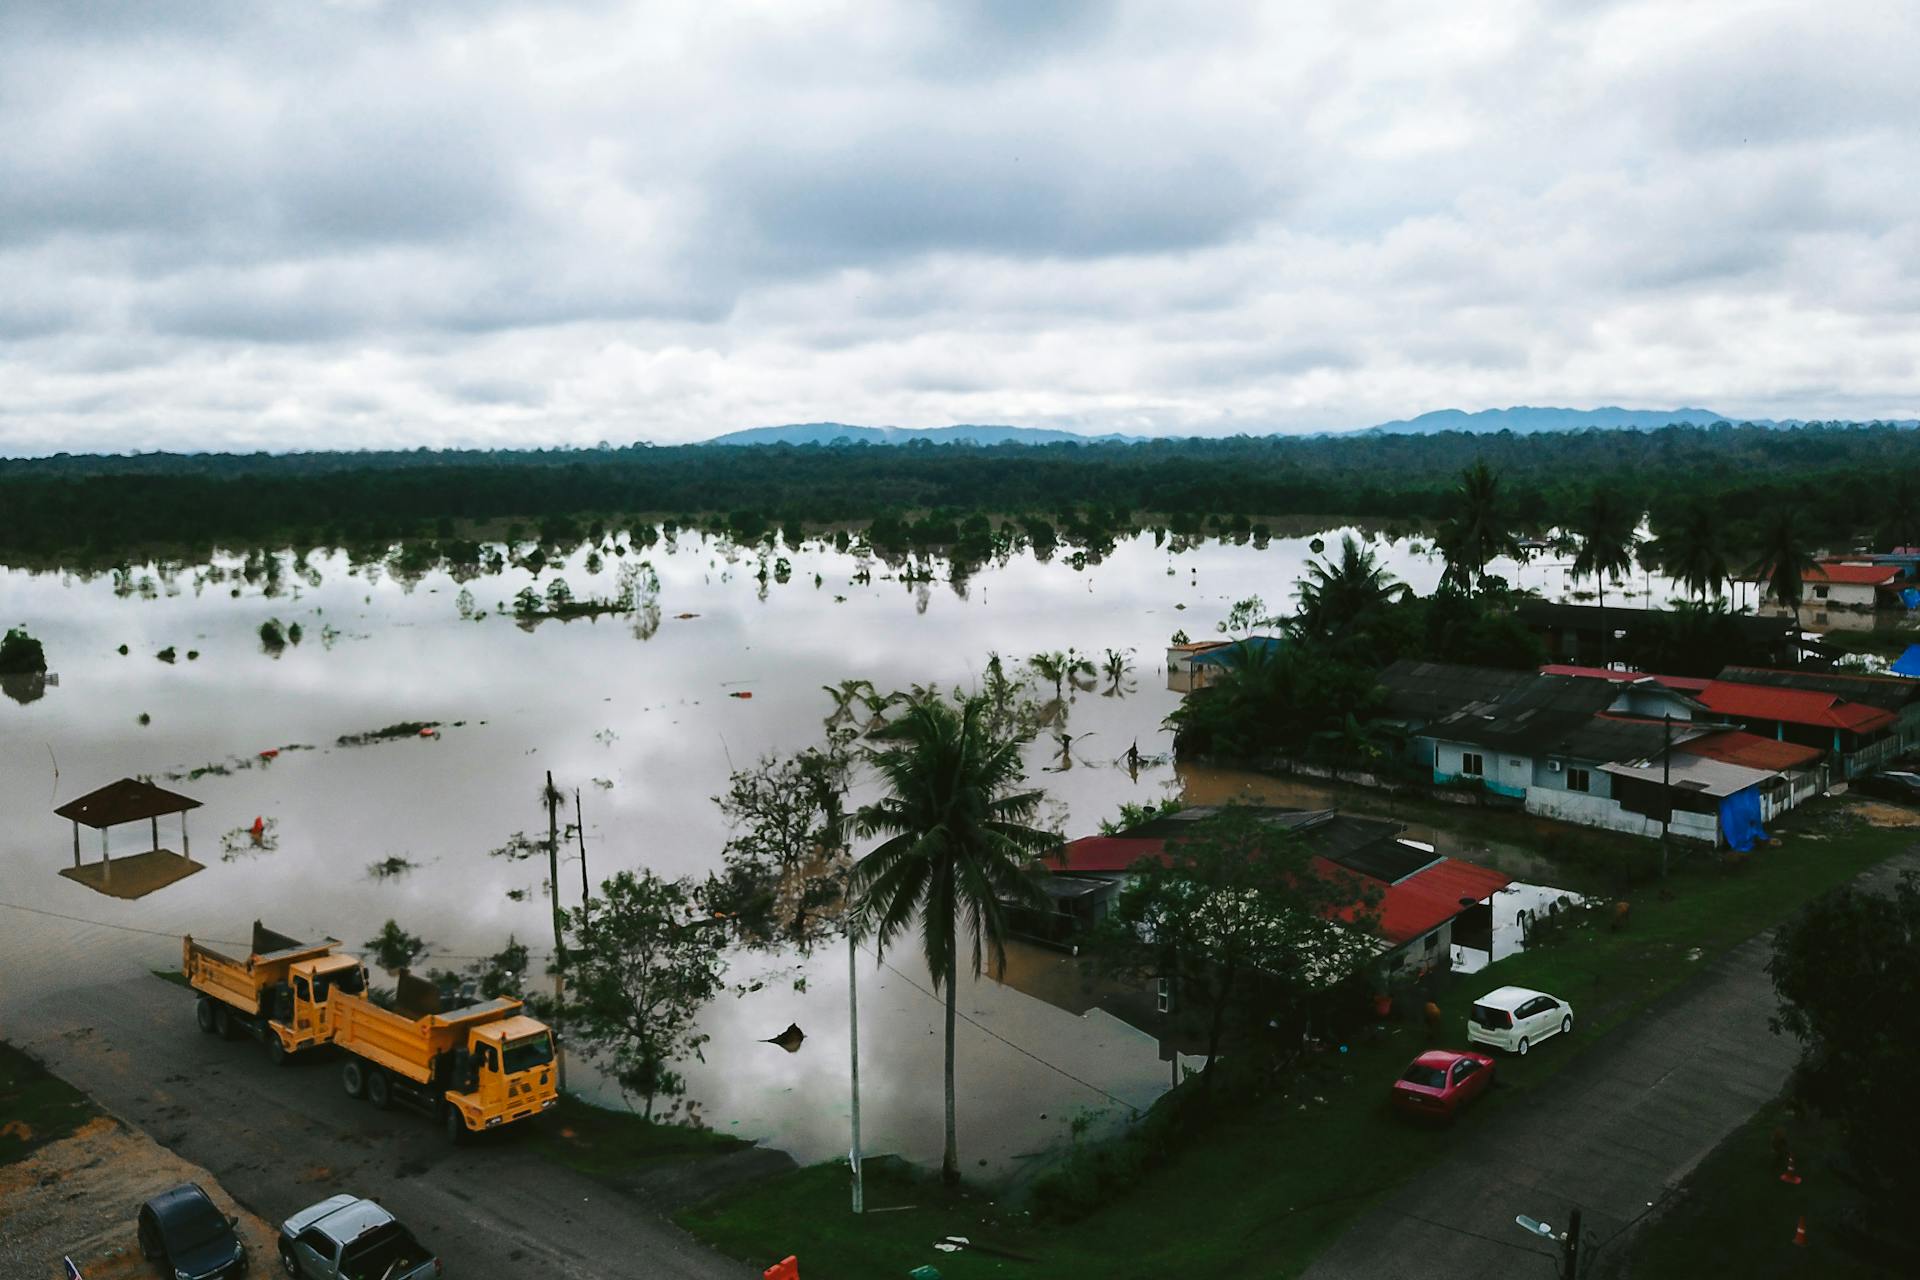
1467,985 -> 1574,1056
1390,1049 -> 1496,1121
1856,770 -> 1920,803
137,1183 -> 248,1279
277,1196 -> 440,1280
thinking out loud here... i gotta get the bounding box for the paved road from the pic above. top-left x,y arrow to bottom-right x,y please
1304,850 -> 1920,1280
7,977 -> 759,1280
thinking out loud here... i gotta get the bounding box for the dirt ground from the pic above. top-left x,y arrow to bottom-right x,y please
0,1115 -> 277,1280
1845,799 -> 1920,829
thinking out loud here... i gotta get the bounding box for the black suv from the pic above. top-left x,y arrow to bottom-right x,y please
138,1183 -> 249,1279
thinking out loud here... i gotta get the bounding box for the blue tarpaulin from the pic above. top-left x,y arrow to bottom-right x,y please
1892,643 -> 1920,678
1720,785 -> 1768,853
1903,588 -> 1920,611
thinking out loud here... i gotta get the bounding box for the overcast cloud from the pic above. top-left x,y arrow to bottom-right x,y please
1,0 -> 1915,454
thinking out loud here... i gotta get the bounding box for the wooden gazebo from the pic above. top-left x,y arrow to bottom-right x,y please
54,778 -> 204,899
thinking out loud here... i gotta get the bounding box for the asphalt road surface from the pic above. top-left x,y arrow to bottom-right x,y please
9,977 -> 759,1280
1304,849 -> 1920,1280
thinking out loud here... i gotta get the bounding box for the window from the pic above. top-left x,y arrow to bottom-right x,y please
477,1044 -> 500,1073
1814,585 -> 1829,600
1451,1060 -> 1478,1085
294,976 -> 311,1003
1461,752 -> 1484,777
1568,767 -> 1591,793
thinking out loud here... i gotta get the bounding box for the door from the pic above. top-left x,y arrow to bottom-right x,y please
474,1041 -> 505,1113
1449,1058 -> 1485,1106
292,1228 -> 336,1279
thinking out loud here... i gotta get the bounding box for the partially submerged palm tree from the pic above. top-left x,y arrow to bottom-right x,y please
1435,460 -> 1520,596
1028,649 -> 1095,701
1748,509 -> 1820,637
1293,534 -> 1408,641
1101,647 -> 1135,696
1650,505 -> 1733,603
1570,489 -> 1642,664
850,695 -> 1054,1186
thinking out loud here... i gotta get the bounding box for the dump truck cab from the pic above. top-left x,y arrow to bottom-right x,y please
278,953 -> 367,1052
449,1014 -> 560,1133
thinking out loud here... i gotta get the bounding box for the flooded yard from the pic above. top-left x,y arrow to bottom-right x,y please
0,526 -> 1645,1175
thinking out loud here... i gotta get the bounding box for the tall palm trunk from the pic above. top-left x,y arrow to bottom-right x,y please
943,944 -> 959,1184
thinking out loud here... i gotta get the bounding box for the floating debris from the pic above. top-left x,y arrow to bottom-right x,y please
730,691 -> 753,700
335,721 -> 442,747
761,1023 -> 806,1054
367,855 -> 417,881
220,818 -> 280,861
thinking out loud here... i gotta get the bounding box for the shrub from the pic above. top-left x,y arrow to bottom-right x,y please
0,627 -> 47,674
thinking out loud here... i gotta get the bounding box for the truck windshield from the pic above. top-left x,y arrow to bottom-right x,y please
315,967 -> 367,1002
502,1033 -> 554,1073
341,1223 -> 428,1280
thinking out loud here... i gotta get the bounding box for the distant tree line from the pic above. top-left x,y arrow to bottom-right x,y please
4,422 -> 1919,562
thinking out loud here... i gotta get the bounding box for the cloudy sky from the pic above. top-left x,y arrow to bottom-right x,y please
2,0 -> 1916,455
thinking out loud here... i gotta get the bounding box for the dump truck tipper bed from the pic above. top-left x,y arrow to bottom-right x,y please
183,921 -> 365,1062
331,972 -> 558,1139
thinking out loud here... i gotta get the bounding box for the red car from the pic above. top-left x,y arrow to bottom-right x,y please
1390,1049 -> 1496,1121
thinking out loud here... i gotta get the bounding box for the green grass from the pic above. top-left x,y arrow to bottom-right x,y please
1625,1097 -> 1907,1278
678,803 -> 1915,1280
524,1094 -> 749,1180
0,1041 -> 101,1166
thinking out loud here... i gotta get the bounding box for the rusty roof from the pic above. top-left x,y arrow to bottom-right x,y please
54,778 -> 202,828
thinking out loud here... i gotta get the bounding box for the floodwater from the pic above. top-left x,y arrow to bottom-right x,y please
0,526 -> 1635,1176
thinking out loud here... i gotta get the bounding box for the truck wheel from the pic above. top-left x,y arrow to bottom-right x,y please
267,1036 -> 289,1066
367,1069 -> 392,1110
279,1242 -> 300,1277
195,997 -> 217,1034
341,1060 -> 366,1099
443,1105 -> 467,1144
212,1004 -> 235,1039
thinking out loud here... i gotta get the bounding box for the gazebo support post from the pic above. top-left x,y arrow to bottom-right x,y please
182,813 -> 190,859
151,815 -> 160,854
72,820 -> 80,869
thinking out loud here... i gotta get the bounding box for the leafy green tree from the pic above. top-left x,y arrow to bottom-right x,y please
1768,870 -> 1920,1198
1217,595 -> 1279,636
1088,808 -> 1382,1095
1166,641 -> 1383,759
1747,508 -> 1819,635
549,869 -> 726,1119
1292,535 -> 1408,650
708,743 -> 854,953
1435,460 -> 1520,596
364,920 -> 428,971
850,695 -> 1055,1184
1649,504 -> 1733,602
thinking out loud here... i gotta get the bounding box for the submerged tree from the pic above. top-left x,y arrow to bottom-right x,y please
850,695 -> 1055,1185
1028,649 -> 1096,701
1435,460 -> 1520,596
1292,535 -> 1408,647
0,626 -> 47,675
708,741 -> 854,954
364,919 -> 428,972
549,869 -> 726,1119
1650,504 -> 1733,603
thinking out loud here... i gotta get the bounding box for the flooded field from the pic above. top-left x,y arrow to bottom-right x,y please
0,526 -> 1656,1175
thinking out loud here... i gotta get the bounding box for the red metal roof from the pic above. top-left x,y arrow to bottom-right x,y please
1805,562 -> 1900,586
1684,730 -> 1825,772
1051,835 -> 1169,874
1695,682 -> 1895,733
1539,665 -> 1713,695
1373,860 -> 1512,947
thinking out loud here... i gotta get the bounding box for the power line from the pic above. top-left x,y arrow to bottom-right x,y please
862,943 -> 1142,1115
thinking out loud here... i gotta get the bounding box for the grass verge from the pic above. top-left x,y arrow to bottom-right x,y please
1621,1097 -> 1907,1278
678,802 -> 1915,1280
0,1041 -> 101,1167
523,1094 -> 749,1180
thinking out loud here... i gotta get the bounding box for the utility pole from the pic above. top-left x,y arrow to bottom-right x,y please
847,929 -> 863,1214
573,788 -> 591,907
1660,714 -> 1673,878
545,771 -> 567,1088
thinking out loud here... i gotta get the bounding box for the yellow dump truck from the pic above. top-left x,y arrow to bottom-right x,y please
331,972 -> 559,1141
183,921 -> 367,1064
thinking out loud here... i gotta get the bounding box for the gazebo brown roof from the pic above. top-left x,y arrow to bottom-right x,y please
55,778 -> 202,828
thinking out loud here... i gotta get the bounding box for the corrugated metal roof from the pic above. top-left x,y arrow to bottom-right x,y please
1373,860 -> 1512,947
1695,682 -> 1895,733
1600,753 -> 1773,798
53,778 -> 202,828
1803,562 -> 1901,586
1376,659 -> 1537,721
1551,715 -> 1715,763
1717,665 -> 1920,711
1685,730 -> 1826,772
1427,675 -> 1623,754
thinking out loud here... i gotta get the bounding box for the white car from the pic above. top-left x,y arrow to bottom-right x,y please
1466,985 -> 1573,1056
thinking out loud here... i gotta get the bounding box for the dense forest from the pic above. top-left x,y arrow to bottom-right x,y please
3,422 -> 1917,563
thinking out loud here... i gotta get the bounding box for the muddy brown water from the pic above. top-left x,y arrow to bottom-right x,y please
0,528 -> 1627,1176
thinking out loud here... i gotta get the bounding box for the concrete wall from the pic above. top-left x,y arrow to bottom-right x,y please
1379,919 -> 1453,977
1524,786 -> 1667,839
1808,580 -> 1878,609
1432,740 -> 1529,798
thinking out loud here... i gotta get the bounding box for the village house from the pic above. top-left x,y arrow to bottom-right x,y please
1164,635 -> 1283,692
1718,664 -> 1920,754
1688,680 -> 1898,778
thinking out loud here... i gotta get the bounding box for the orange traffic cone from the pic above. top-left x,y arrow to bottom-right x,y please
1792,1216 -> 1807,1247
250,815 -> 265,841
1780,1155 -> 1802,1185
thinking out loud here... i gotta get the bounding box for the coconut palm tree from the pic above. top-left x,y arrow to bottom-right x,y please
1027,649 -> 1095,701
850,696 -> 1054,1186
1749,509 -> 1820,637
1649,505 -> 1734,603
1292,534 -> 1409,642
1570,489 -> 1642,665
1435,460 -> 1520,596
